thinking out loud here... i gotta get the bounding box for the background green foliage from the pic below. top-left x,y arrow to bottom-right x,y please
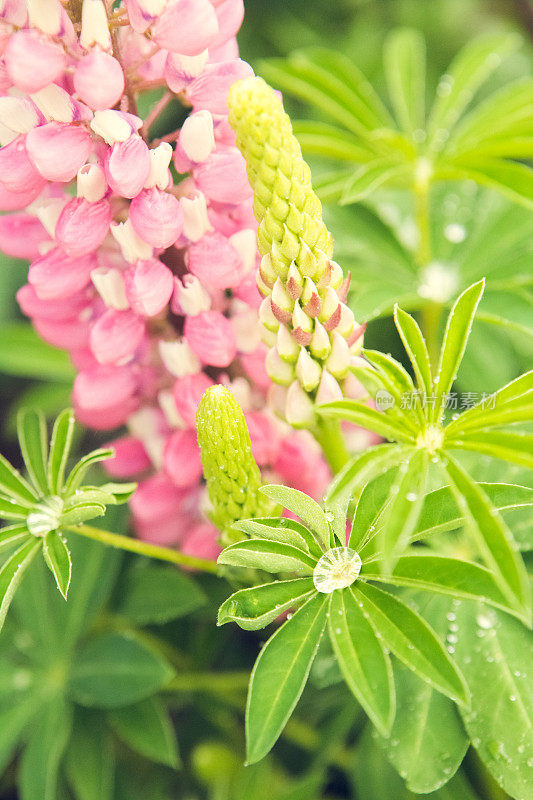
1,0 -> 533,798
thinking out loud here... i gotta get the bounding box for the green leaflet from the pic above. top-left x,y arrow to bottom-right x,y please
0,539 -> 41,632
328,588 -> 394,735
377,595 -> 469,793
114,565 -> 205,626
19,696 -> 73,800
42,531 -> 71,599
218,538 -> 317,574
109,698 -> 179,768
47,409 -> 75,495
218,578 -> 315,630
64,709 -> 115,800
384,28 -> 426,134
246,593 -> 328,764
355,582 -> 469,707
393,305 -> 433,398
232,517 -> 323,557
259,485 -> 330,550
17,409 -> 49,496
454,601 -> 533,800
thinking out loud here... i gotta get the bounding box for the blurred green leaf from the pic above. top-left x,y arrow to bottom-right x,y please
17,408 -> 48,495
109,697 -> 179,768
384,28 -> 426,134
69,632 -> 174,709
0,323 -> 74,381
64,709 -> 115,800
19,696 -> 73,800
114,565 -> 205,625
0,539 -> 40,632
47,409 -> 75,495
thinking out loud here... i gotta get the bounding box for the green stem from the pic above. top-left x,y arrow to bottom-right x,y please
65,523 -> 219,574
165,671 -> 251,694
313,417 -> 350,474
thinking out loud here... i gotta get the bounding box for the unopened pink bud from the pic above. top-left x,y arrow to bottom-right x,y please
0,135 -> 47,194
0,213 -> 48,259
181,522 -> 221,561
129,188 -> 183,248
74,49 -> 125,110
187,231 -> 243,289
5,29 -> 65,93
104,435 -> 151,477
90,308 -> 146,364
153,0 -> 218,55
173,372 -> 213,427
124,258 -> 174,317
26,123 -> 92,182
29,248 -> 96,300
73,365 -> 139,429
77,163 -> 107,202
184,310 -> 236,367
163,429 -> 203,488
105,135 -> 151,199
245,411 -> 280,465
164,50 -> 208,92
187,59 -> 254,114
177,110 -> 215,164
172,274 -> 210,315
55,197 -> 111,257
17,283 -> 89,322
195,147 -> 251,204
180,191 -> 212,242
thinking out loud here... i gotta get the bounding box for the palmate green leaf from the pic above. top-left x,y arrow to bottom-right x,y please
328,588 -> 394,735
377,594 -> 468,794
69,631 -> 174,709
63,448 -> 115,496
0,523 -> 30,552
47,409 -> 75,495
232,518 -> 322,557
98,482 -> 137,505
318,398 -> 415,443
17,408 -> 49,495
0,693 -> 41,776
42,531 -> 71,599
432,279 -> 485,422
446,370 -> 533,436
413,482 -> 533,540
439,157 -> 533,209
0,538 -> 41,631
19,696 -> 73,800
64,708 -> 115,800
344,361 -> 418,435
426,31 -> 521,151
355,582 -> 469,707
0,495 -> 30,520
218,539 -> 317,574
447,430 -> 533,470
0,453 -> 38,506
363,554 -> 514,616
114,564 -> 205,625
292,120 -> 375,162
454,601 -> 533,800
109,697 -> 179,768
340,160 -> 409,204
246,592 -> 328,764
444,455 -> 530,622
218,579 -> 315,630
259,485 -> 330,550
60,501 -> 106,526
447,394 -> 533,436
393,305 -> 433,399
378,449 -> 428,570
363,349 -> 420,417
384,28 -> 425,134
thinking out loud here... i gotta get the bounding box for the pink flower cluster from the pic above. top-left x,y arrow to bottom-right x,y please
0,0 -> 332,558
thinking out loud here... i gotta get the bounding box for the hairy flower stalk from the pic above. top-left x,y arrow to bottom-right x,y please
228,77 -> 365,428
196,386 -> 274,542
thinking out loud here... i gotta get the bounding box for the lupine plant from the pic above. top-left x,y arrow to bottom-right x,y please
0,3 -> 532,800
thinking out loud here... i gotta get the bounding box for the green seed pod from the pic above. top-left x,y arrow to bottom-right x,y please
196,385 -> 273,540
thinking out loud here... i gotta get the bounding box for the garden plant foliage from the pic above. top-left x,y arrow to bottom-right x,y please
0,3 -> 532,800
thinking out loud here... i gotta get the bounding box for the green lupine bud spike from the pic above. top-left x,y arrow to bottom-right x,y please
228,76 -> 364,425
196,386 -> 273,541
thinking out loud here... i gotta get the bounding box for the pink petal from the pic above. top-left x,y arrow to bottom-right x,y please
124,258 -> 174,317
0,135 -> 47,194
105,135 -> 151,199
90,308 -> 146,364
152,0 -> 218,55
184,310 -> 237,367
0,181 -> 45,211
129,188 -> 183,248
181,522 -> 221,561
33,316 -> 90,350
74,50 -> 125,110
5,29 -> 66,93
29,247 -> 96,300
195,147 -> 251,204
211,0 -> 244,49
73,364 -> 138,410
104,436 -> 151,477
17,284 -> 90,321
26,123 -> 92,182
163,428 -> 203,488
187,59 -> 254,115
0,213 -> 49,259
187,231 -> 243,289
173,372 -> 213,427
245,411 -> 281,465
55,197 -> 112,257
240,345 -> 271,391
